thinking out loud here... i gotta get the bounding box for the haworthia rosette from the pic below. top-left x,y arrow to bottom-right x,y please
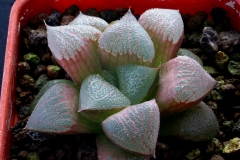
68,12 -> 109,32
79,74 -> 131,122
138,8 -> 184,67
155,56 -> 217,116
98,10 -> 155,71
46,24 -> 102,86
116,65 -> 158,104
96,134 -> 150,160
102,99 -> 160,156
25,82 -> 102,134
160,101 -> 219,142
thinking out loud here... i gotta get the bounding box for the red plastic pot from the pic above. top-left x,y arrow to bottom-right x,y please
1,0 -> 240,159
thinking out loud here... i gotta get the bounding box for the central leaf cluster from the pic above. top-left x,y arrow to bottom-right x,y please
26,8 -> 219,159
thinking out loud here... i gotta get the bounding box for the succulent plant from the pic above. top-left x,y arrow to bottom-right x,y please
26,8 -> 219,159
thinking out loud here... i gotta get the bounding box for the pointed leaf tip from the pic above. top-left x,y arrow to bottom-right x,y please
79,74 -> 131,122
139,8 -> 184,67
69,12 -> 109,32
46,24 -> 102,85
102,99 -> 160,156
98,10 -> 155,71
155,56 -> 217,116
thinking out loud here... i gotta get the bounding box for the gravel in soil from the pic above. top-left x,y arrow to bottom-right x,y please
11,5 -> 240,160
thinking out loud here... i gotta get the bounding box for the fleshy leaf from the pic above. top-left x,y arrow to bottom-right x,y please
96,134 -> 150,160
46,24 -> 102,86
25,81 -> 102,134
102,70 -> 119,88
98,10 -> 155,71
177,48 -> 203,66
116,64 -> 158,104
79,74 -> 131,123
160,102 -> 219,142
102,99 -> 160,156
29,79 -> 70,113
155,56 -> 217,116
68,12 -> 109,32
138,8 -> 184,67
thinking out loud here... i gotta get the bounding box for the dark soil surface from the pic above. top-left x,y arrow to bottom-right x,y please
11,5 -> 240,160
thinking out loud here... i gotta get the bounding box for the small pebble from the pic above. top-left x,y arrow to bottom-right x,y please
233,118 -> 240,133
26,152 -> 40,160
41,52 -> 51,63
215,51 -> 229,69
206,138 -> 224,154
200,27 -> 218,53
47,10 -> 62,26
60,15 -> 75,25
83,8 -> 99,17
14,130 -> 28,141
18,61 -> 31,73
223,137 -> 240,154
34,64 -> 47,77
11,120 -> 26,135
18,151 -> 28,158
28,29 -> 47,47
47,65 -> 61,78
218,31 -> 240,53
24,53 -> 41,65
220,84 -> 235,92
20,74 -> 35,88
15,97 -> 22,107
210,154 -> 225,160
16,86 -> 22,93
185,148 -> 201,160
207,101 -> 218,110
21,26 -> 32,37
19,106 -> 30,119
211,90 -> 223,101
156,142 -> 169,150
222,121 -> 234,132
228,61 -> 240,76
187,32 -> 202,47
26,131 -> 54,142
